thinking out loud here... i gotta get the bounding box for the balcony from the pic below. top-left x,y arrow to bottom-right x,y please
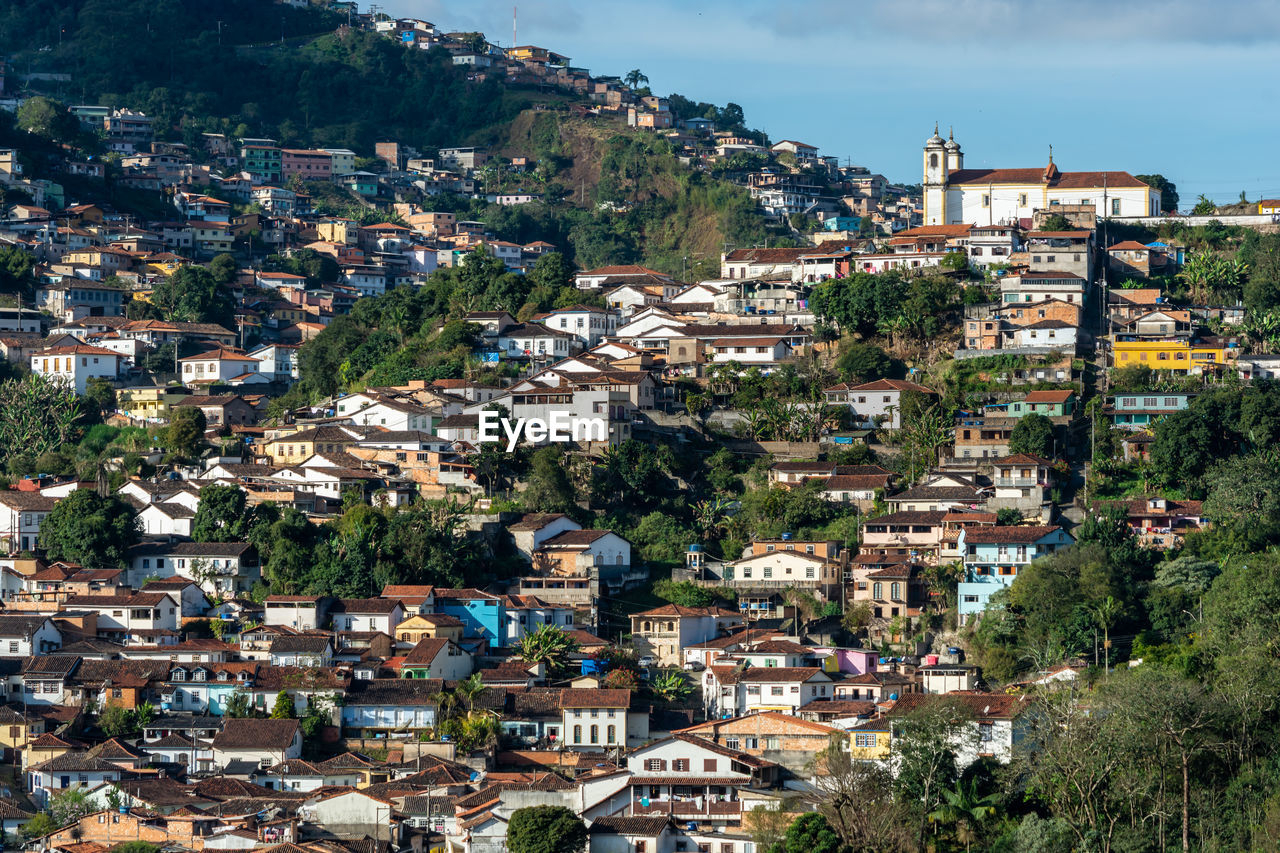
995,478 -> 1047,488
632,800 -> 743,817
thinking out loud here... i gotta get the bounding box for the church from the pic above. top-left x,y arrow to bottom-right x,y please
921,126 -> 1160,226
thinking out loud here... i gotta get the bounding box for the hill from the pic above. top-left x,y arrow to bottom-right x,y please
0,1 -> 795,274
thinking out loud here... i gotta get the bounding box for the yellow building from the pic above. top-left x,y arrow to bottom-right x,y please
118,386 -> 191,423
394,614 -> 465,645
846,726 -> 893,761
1112,338 -> 1237,373
144,253 -> 187,276
260,425 -> 362,465
316,219 -> 359,245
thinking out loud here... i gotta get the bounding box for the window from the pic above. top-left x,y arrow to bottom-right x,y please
763,567 -> 772,579
704,758 -> 717,771
771,686 -> 784,696
645,758 -> 666,771
636,843 -> 647,853
979,723 -> 994,742
573,725 -> 582,744
982,194 -> 990,208
724,737 -> 740,750
7,642 -> 15,654
854,733 -> 877,748
673,758 -> 690,771
590,725 -> 598,742
1112,198 -> 1121,215
806,567 -> 815,579
607,725 -> 616,743
1018,193 -> 1027,205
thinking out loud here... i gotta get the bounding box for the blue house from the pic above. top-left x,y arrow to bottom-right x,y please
823,216 -> 862,232
957,525 -> 1075,623
1106,393 -> 1194,429
430,588 -> 506,650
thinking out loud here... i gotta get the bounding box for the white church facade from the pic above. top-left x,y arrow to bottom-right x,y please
921,126 -> 1160,226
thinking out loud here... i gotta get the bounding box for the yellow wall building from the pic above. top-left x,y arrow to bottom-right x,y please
1112,339 -> 1237,373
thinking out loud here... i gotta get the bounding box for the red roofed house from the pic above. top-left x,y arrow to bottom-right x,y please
1107,240 -> 1166,278
30,345 -> 122,394
921,126 -> 1160,226
179,347 -> 264,385
631,605 -> 744,666
823,378 -> 936,429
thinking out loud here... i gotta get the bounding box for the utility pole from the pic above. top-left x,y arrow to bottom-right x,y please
513,6 -> 518,48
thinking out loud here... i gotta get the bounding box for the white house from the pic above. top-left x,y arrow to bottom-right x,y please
561,688 -> 635,749
61,590 -> 180,639
497,322 -> 575,360
179,347 -> 262,385
630,605 -> 744,667
329,598 -> 404,634
333,393 -> 432,431
0,491 -> 58,553
30,345 -> 121,394
27,754 -> 124,808
341,678 -> 439,731
704,666 -> 833,717
707,336 -> 792,366
541,305 -> 618,348
127,541 -> 259,599
249,343 -> 301,380
400,637 -> 474,681
823,378 -> 937,429
136,501 -> 196,537
211,718 -> 302,769
0,615 -> 62,657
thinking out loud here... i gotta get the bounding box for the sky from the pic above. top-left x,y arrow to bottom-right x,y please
382,0 -> 1280,206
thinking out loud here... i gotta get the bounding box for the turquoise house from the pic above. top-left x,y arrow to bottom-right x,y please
1107,393 -> 1194,429
431,589 -> 506,650
957,525 -> 1075,623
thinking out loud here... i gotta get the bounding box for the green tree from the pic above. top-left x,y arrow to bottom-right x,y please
224,688 -> 252,719
783,813 -> 842,853
523,446 -> 577,513
270,690 -> 296,719
39,489 -> 140,568
151,266 -> 234,327
165,407 -> 207,458
515,624 -> 580,676
653,579 -> 715,607
1135,174 -> 1180,213
623,69 -> 650,90
0,373 -> 84,471
648,669 -> 693,702
1009,413 -> 1055,457
17,95 -> 76,138
192,483 -> 258,542
21,813 -> 58,839
0,243 -> 37,296
506,806 -> 587,853
892,698 -> 976,842
835,340 -> 896,383
98,703 -> 134,738
48,787 -> 95,827
1191,195 -> 1217,215
1037,213 -> 1074,231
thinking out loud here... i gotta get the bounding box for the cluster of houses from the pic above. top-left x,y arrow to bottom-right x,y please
0,558 -> 1046,853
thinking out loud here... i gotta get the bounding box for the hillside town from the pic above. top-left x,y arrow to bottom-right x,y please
1,2 -> 1280,853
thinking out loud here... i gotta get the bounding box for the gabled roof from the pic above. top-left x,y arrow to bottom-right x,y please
962,525 -> 1067,544
589,816 -> 673,835
212,718 -> 300,750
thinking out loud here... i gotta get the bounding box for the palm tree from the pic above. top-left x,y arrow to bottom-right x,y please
1093,595 -> 1122,673
515,624 -> 580,676
623,69 -> 649,90
453,672 -> 487,713
927,780 -> 1000,853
